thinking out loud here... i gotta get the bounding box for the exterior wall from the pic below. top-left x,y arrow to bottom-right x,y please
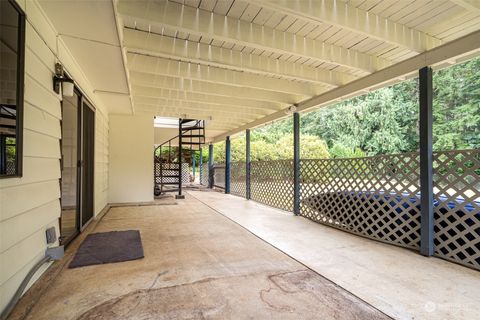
0,0 -> 110,311
109,115 -> 154,203
154,127 -> 178,146
95,109 -> 109,216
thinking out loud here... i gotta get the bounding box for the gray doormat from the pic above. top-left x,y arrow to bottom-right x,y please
69,230 -> 144,268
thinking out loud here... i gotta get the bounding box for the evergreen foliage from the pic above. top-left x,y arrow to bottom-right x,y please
202,58 -> 479,162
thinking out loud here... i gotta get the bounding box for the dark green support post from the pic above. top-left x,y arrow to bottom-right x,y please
208,144 -> 214,188
419,66 -> 434,256
176,118 -> 185,199
225,136 -> 231,194
246,129 -> 251,200
293,112 -> 300,215
192,151 -> 196,181
199,148 -> 203,184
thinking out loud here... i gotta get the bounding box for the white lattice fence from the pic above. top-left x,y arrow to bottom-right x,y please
300,153 -> 421,249
213,163 -> 225,189
210,148 -> 480,271
231,161 -> 246,198
433,149 -> 480,270
250,160 -> 294,211
200,162 -> 208,185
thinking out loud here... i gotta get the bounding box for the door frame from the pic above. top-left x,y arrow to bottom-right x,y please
79,97 -> 95,231
59,83 -> 96,245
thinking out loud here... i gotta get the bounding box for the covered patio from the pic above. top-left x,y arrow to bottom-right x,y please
1,0 -> 480,319
8,190 -> 479,320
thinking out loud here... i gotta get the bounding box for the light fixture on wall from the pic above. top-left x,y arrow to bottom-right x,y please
53,62 -> 74,97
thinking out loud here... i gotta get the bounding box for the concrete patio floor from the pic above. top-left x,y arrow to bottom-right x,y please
188,190 -> 480,320
13,193 -> 389,320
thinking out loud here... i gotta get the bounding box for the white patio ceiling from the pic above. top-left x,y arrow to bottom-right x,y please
116,0 -> 480,140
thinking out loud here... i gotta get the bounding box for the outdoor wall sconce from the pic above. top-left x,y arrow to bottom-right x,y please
53,62 -> 74,97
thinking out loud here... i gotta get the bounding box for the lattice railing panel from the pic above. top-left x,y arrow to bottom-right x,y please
154,162 -> 190,184
251,160 -> 294,211
200,163 -> 208,185
300,153 -> 421,249
214,164 -> 225,189
433,149 -> 480,270
231,161 -> 246,198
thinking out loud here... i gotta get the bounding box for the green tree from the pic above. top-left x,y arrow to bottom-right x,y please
433,58 -> 480,150
275,135 -> 330,159
203,57 -> 479,160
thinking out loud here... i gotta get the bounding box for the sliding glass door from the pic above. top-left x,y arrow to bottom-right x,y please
60,91 -> 80,245
80,99 -> 95,228
60,90 -> 95,245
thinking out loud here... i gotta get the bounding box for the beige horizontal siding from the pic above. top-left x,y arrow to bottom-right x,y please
0,0 -> 111,312
0,200 -> 60,253
0,217 -> 58,286
0,1 -> 62,312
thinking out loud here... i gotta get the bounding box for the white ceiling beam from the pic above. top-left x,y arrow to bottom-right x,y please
123,28 -> 356,86
112,0 -> 135,115
449,0 -> 480,13
245,0 -> 442,53
128,74 -> 303,104
130,84 -> 281,112
117,0 -> 390,72
213,29 -> 480,142
137,104 -> 265,121
133,95 -> 275,116
136,104 -> 256,123
126,51 -> 324,96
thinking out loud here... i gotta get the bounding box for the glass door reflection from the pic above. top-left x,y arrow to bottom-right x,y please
60,91 -> 80,245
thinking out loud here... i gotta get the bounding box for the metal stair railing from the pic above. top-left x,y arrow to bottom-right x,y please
154,119 -> 206,196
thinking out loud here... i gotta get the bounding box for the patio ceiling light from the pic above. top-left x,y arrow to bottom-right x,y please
53,62 -> 74,97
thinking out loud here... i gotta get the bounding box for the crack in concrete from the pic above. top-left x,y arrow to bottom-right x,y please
75,269 -> 307,320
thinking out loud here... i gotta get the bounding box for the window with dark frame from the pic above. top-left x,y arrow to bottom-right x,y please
0,0 -> 25,177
